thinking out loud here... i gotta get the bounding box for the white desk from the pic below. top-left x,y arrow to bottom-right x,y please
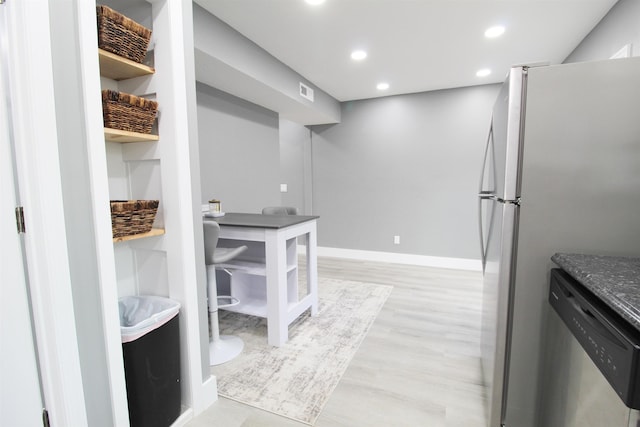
213,213 -> 319,347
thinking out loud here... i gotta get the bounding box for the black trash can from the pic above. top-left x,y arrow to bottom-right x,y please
119,296 -> 181,427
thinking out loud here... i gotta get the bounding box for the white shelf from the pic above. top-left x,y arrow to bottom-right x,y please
223,296 -> 267,318
216,260 -> 265,275
221,297 -> 299,319
217,259 -> 297,276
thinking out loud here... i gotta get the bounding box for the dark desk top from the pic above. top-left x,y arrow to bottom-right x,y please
552,253 -> 640,330
212,212 -> 319,229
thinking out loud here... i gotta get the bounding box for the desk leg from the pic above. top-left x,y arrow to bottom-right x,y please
265,229 -> 288,347
306,227 -> 319,316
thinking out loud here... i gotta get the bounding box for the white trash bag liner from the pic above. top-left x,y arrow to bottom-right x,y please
119,296 -> 181,343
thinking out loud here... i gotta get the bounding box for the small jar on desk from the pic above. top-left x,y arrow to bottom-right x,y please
208,199 -> 221,213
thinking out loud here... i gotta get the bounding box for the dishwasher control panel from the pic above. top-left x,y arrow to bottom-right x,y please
549,269 -> 640,409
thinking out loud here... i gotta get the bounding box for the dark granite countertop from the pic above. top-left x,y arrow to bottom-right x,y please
551,253 -> 640,330
213,212 -> 319,229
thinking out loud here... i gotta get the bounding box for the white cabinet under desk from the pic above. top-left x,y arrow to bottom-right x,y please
211,213 -> 319,347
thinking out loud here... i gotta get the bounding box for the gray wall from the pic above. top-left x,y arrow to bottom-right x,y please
564,0 -> 640,62
204,0 -> 639,261
196,82 -> 281,213
309,84 -> 500,259
279,119 -> 312,214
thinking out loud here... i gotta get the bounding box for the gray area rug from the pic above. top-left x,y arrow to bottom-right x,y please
212,278 -> 393,425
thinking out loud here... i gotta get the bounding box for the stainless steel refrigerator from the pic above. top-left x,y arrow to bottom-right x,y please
478,57 -> 640,427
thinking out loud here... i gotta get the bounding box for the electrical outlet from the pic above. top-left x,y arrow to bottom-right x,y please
280,184 -> 288,193
394,235 -> 400,245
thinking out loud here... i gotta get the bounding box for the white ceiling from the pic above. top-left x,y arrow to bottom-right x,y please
194,0 -> 618,102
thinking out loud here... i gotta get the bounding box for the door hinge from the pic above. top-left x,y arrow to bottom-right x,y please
15,206 -> 25,233
42,409 -> 50,427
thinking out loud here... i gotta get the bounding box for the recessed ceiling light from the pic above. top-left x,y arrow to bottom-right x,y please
377,82 -> 390,90
305,0 -> 325,5
485,25 -> 505,38
476,68 -> 491,77
351,50 -> 367,61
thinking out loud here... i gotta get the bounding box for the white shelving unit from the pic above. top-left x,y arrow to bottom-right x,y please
3,0 -> 213,425
77,0 -> 215,424
213,215 -> 319,347
218,237 -> 300,319
99,50 -> 166,244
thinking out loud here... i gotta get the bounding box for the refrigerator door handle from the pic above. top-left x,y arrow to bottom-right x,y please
478,197 -> 487,272
478,196 -> 487,273
478,120 -> 494,271
478,118 -> 494,195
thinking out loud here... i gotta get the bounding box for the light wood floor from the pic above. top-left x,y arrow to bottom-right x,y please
187,257 -> 487,427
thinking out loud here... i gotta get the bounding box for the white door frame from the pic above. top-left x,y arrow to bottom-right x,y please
0,11 -> 43,422
2,1 -> 88,425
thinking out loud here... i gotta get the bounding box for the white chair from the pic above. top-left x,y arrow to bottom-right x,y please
203,220 -> 247,365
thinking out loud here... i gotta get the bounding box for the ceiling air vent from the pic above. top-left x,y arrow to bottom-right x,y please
299,82 -> 314,102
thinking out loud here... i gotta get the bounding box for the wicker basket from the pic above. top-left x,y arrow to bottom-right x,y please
102,90 -> 158,134
97,5 -> 152,64
110,200 -> 159,238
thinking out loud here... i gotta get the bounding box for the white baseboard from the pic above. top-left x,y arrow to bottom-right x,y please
299,246 -> 482,272
198,374 -> 218,411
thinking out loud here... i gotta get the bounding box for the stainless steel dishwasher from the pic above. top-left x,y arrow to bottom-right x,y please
539,269 -> 640,427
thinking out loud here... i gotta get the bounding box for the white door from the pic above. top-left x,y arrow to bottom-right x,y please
0,165 -> 45,427
1,1 -> 93,425
0,51 -> 44,425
